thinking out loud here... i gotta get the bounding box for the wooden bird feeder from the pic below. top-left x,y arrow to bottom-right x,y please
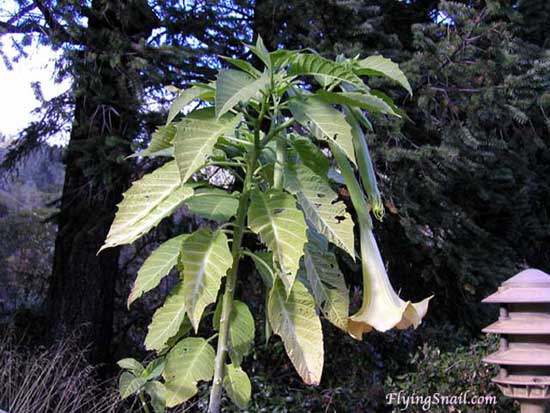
482,269 -> 550,413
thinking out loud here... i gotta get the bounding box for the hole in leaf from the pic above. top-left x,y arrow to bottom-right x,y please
273,208 -> 284,215
335,215 -> 346,223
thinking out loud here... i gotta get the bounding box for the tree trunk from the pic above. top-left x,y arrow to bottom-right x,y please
47,0 -> 157,364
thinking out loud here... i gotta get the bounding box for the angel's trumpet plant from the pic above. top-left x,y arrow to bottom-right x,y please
104,40 -> 431,413
331,141 -> 432,340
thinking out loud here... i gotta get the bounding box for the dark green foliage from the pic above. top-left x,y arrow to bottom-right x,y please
248,0 -> 550,331
367,1 -> 550,329
385,332 -> 513,412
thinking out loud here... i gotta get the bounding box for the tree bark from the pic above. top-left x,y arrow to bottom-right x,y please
47,0 -> 157,364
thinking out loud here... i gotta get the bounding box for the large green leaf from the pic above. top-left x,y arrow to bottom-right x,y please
119,372 -> 146,400
132,124 -> 176,158
117,358 -> 144,376
213,299 -> 255,366
223,364 -> 251,409
270,49 -> 299,70
166,86 -> 205,125
249,251 -> 275,289
159,317 -> 192,356
248,189 -> 307,293
288,53 -> 365,89
355,55 -> 412,95
183,188 -> 239,222
144,282 -> 187,352
220,56 -> 261,78
288,95 -> 356,165
174,108 -> 240,184
268,279 -> 324,385
300,231 -> 349,331
163,337 -> 215,407
128,234 -> 187,306
289,134 -> 329,177
286,164 -> 354,258
215,69 -> 270,119
181,228 -> 233,331
142,358 -> 165,381
100,161 -> 193,251
315,90 -> 399,117
144,381 -> 166,413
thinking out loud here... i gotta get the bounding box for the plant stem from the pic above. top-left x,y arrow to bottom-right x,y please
138,392 -> 151,413
330,142 -> 371,226
208,96 -> 265,413
273,137 -> 286,189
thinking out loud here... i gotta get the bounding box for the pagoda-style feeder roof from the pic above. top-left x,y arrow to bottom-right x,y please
482,269 -> 550,412
482,269 -> 550,304
493,376 -> 550,387
483,348 -> 550,366
493,376 -> 550,400
483,316 -> 550,334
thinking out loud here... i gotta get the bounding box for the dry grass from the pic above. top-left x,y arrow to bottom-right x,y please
0,330 -> 136,413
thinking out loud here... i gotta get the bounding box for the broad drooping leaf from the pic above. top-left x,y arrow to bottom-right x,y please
174,108 -> 240,184
215,69 -> 270,119
248,189 -> 307,293
355,55 -> 412,95
119,372 -> 146,400
249,251 -> 275,289
159,317 -> 193,356
117,358 -> 144,376
101,161 -> 193,251
300,231 -> 349,331
181,228 -> 233,331
269,49 -> 298,70
183,188 -> 239,222
128,234 -> 187,306
315,90 -> 398,117
288,53 -> 364,89
144,283 -> 187,352
132,124 -> 176,158
213,299 -> 255,366
285,164 -> 354,258
289,95 -> 356,165
268,279 -> 324,385
223,364 -> 251,409
289,134 -> 330,177
144,381 -> 166,413
163,337 -> 215,407
142,358 -> 166,381
166,86 -> 205,125
221,56 -> 261,78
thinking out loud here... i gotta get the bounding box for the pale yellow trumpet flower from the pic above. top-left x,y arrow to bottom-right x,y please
348,223 -> 432,339
330,141 -> 432,340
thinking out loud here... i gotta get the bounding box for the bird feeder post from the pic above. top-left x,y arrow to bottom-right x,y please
482,269 -> 550,413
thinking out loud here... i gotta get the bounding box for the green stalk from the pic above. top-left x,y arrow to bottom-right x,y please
139,392 -> 151,413
345,108 -> 384,221
208,152 -> 256,413
330,142 -> 372,228
208,95 -> 266,413
273,137 -> 286,189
